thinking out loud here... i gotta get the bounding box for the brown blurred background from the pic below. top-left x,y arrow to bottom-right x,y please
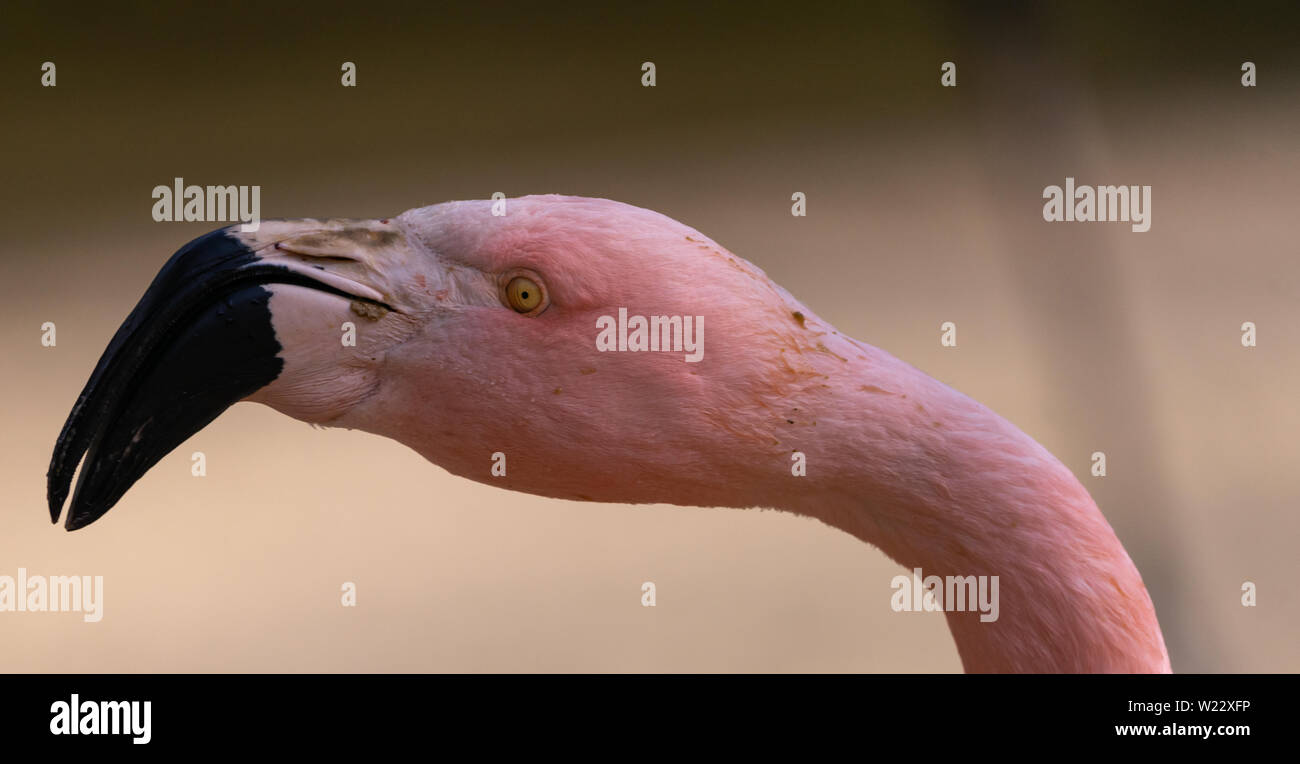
0,1 -> 1296,672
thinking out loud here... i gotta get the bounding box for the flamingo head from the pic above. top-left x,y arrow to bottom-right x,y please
49,195 -> 831,528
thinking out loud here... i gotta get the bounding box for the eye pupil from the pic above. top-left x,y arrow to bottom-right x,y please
504,275 -> 544,313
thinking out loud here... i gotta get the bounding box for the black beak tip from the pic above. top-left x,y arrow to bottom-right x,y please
47,227 -> 288,531
47,471 -> 66,524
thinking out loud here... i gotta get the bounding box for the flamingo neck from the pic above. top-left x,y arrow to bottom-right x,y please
772,339 -> 1170,673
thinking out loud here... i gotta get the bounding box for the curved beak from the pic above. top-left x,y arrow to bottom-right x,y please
47,223 -> 395,530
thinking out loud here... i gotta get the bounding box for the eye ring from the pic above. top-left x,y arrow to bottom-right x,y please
498,268 -> 549,315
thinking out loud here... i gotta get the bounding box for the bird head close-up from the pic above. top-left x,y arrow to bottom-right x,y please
48,194 -> 1170,673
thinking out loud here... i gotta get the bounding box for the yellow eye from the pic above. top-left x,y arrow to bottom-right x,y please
504,275 -> 544,313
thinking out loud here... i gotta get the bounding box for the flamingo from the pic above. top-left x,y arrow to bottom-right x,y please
47,195 -> 1171,673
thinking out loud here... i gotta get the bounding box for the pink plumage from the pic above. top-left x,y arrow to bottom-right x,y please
254,195 -> 1172,672
51,194 -> 1170,672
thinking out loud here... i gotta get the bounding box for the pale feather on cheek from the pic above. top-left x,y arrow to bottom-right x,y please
247,285 -> 393,423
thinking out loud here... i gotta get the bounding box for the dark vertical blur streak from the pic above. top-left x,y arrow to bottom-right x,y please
953,5 -> 1221,671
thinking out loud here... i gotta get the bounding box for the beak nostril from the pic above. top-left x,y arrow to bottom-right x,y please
272,243 -> 360,265
269,234 -> 366,264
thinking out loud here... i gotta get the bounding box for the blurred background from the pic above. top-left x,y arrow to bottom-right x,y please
0,1 -> 1296,672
